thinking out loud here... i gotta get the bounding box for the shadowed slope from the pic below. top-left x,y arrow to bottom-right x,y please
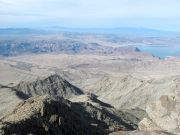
14,74 -> 84,99
0,95 -> 138,135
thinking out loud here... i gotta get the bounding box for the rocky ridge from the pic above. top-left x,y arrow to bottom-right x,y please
0,95 -> 138,135
14,74 -> 84,99
0,74 -> 141,135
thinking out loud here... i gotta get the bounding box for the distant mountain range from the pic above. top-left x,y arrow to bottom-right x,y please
0,28 -> 48,35
0,39 -> 141,56
0,27 -> 179,37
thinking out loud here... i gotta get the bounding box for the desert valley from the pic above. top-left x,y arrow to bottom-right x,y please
0,29 -> 180,135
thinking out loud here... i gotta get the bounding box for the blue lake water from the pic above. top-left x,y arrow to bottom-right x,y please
136,45 -> 180,58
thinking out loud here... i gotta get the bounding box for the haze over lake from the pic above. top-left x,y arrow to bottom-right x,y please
137,45 -> 180,58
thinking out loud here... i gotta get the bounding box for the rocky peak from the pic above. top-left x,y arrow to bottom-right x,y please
14,74 -> 84,99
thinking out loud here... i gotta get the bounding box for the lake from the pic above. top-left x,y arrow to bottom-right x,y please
136,45 -> 180,58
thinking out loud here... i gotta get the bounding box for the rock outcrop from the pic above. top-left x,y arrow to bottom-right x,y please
0,95 -> 138,135
14,74 -> 84,99
0,96 -> 92,135
139,92 -> 180,134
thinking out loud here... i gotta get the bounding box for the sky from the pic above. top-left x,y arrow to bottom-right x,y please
0,0 -> 180,31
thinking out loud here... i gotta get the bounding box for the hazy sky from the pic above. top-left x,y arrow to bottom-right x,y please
1,0 -> 180,31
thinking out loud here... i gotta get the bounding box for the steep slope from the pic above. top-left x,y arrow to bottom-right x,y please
0,87 -> 23,119
0,95 -> 138,135
85,75 -> 180,109
70,94 -> 141,131
0,96 -> 93,135
14,74 -> 84,99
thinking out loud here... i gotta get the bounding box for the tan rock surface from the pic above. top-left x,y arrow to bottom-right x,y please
110,130 -> 173,135
139,93 -> 180,134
